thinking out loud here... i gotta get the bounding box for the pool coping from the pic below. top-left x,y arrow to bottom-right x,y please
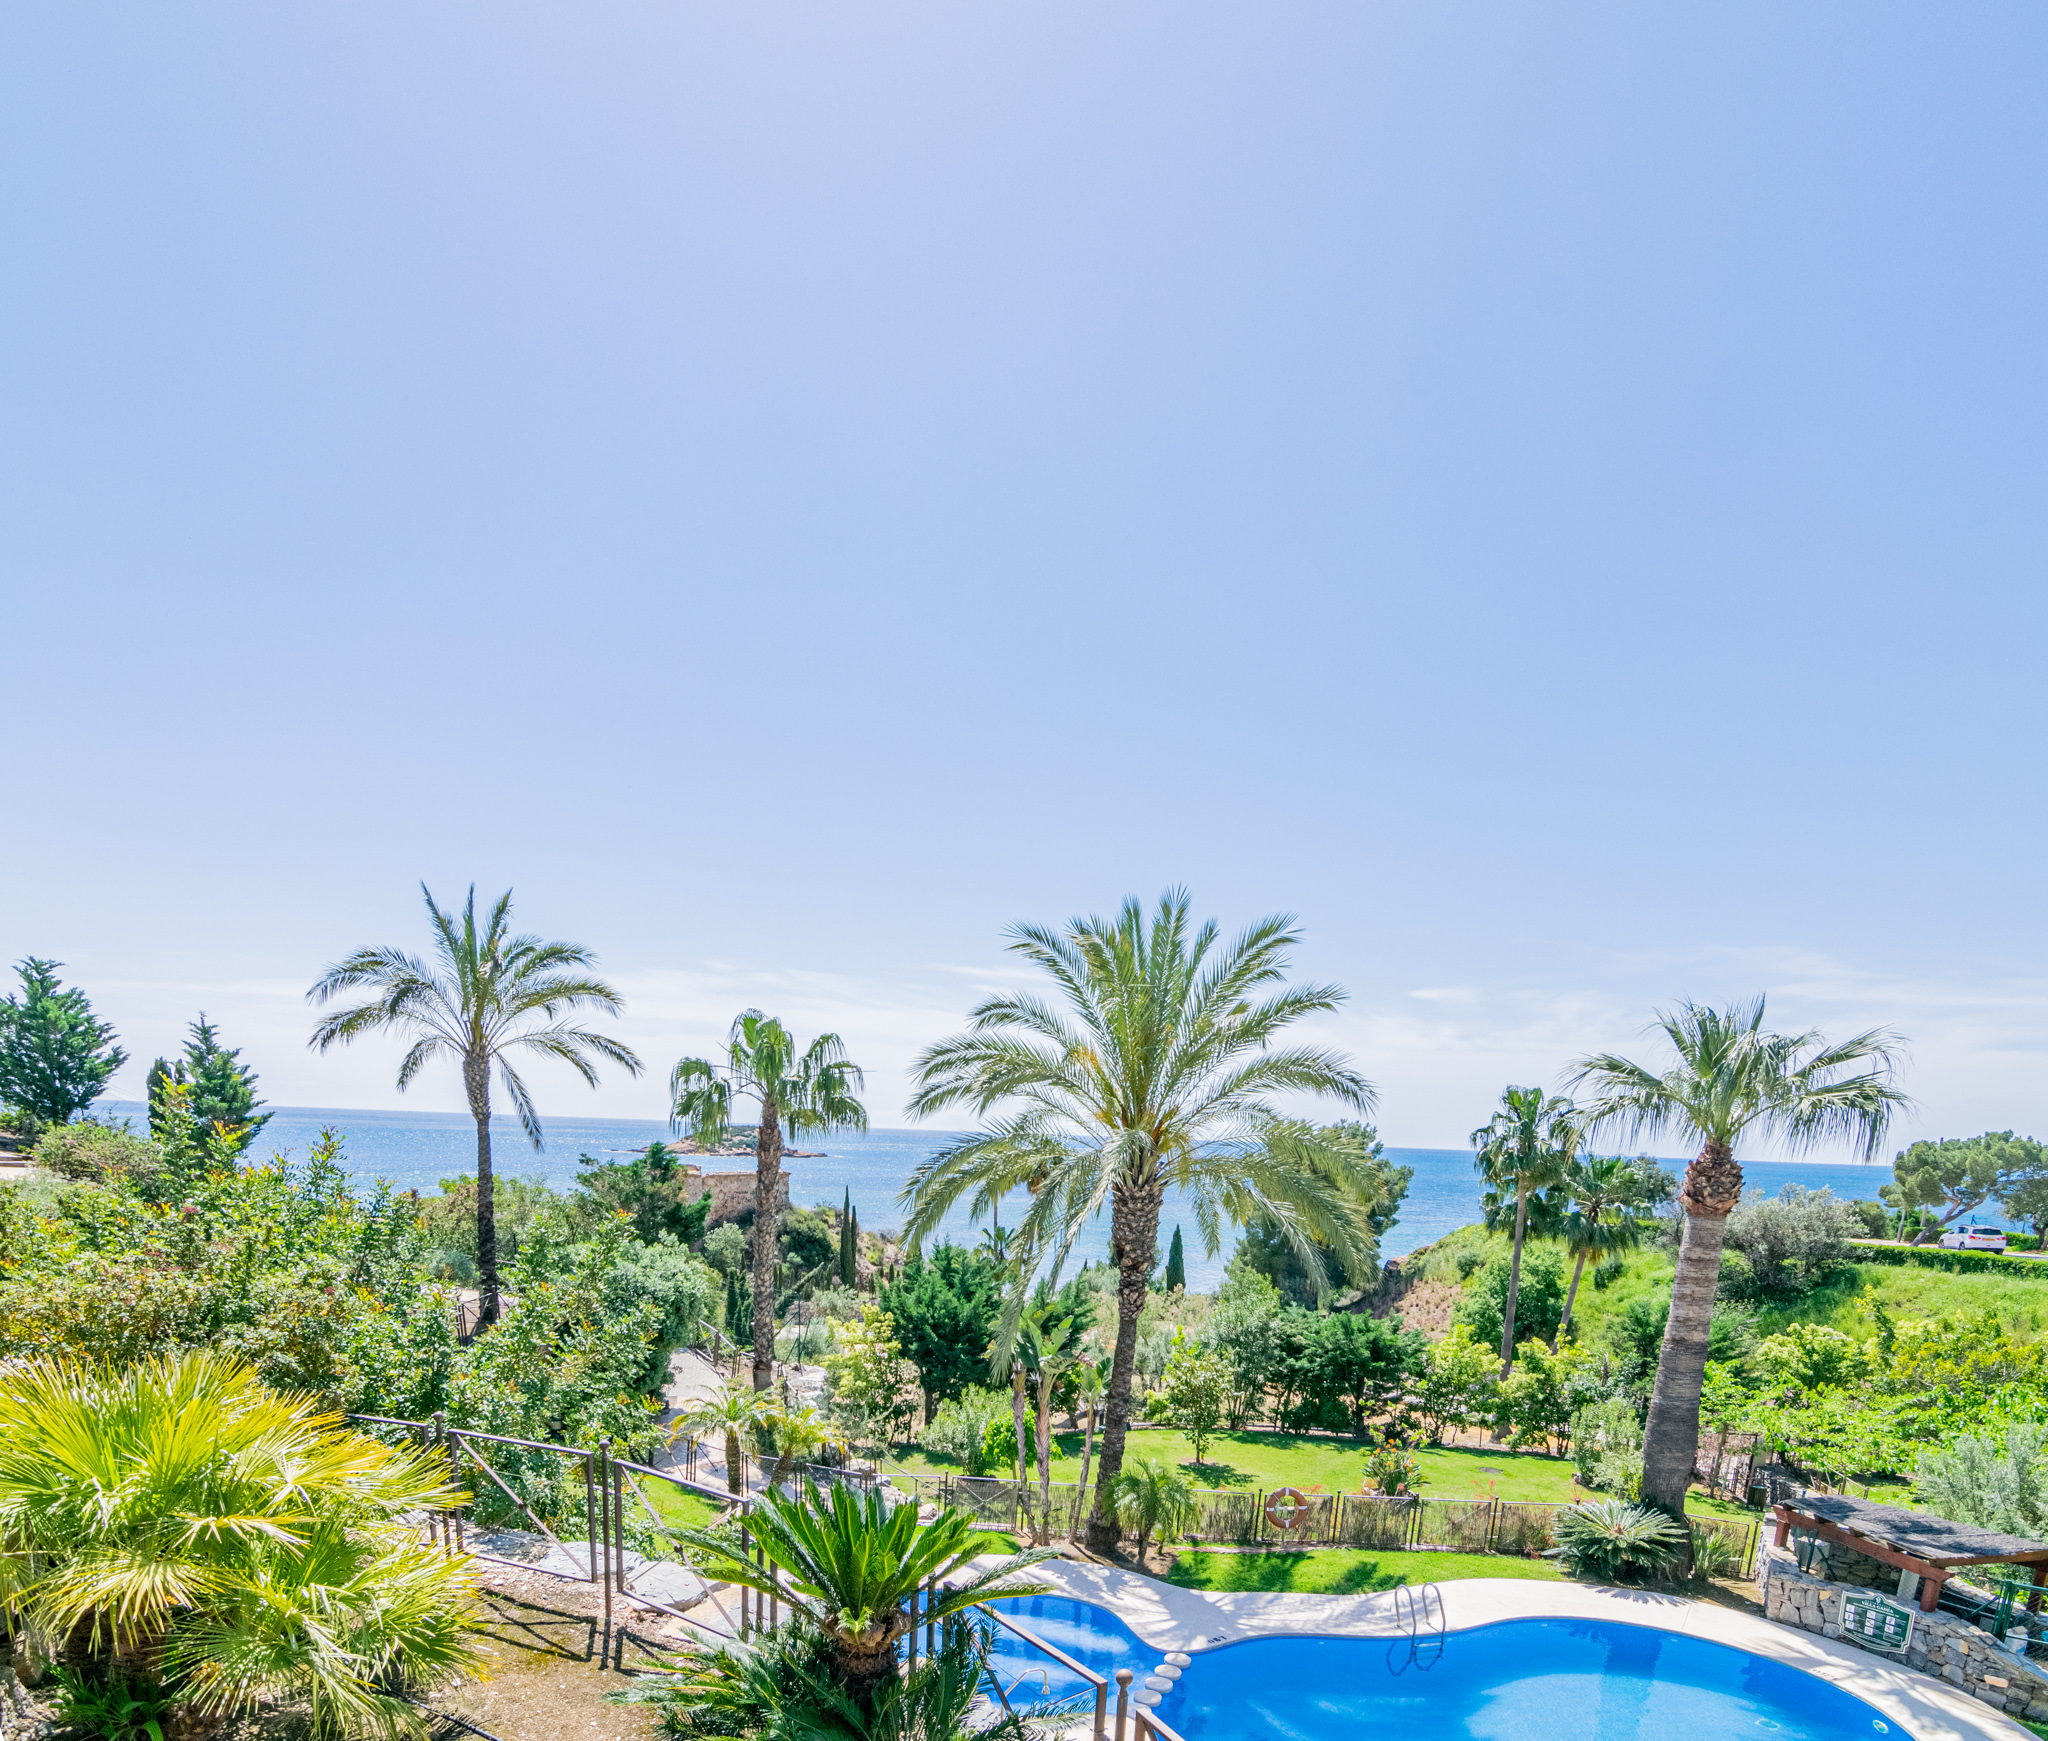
1011,1561 -> 2041,1741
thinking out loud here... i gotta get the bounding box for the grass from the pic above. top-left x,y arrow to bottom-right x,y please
1166,1548 -> 1563,1593
884,1430 -> 1587,1501
1755,1263 -> 2048,1339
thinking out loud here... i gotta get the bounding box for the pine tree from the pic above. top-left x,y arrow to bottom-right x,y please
0,959 -> 126,1133
1164,1224 -> 1186,1292
147,1014 -> 271,1157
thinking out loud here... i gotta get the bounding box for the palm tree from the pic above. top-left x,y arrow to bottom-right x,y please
998,1279 -> 1096,1543
676,1480 -> 1052,1704
1471,1087 -> 1578,1375
904,891 -> 1377,1555
673,1013 -> 868,1392
0,1350 -> 477,1735
1068,1359 -> 1106,1545
1568,998 -> 1908,1518
675,1379 -> 768,1497
307,884 -> 641,1327
1552,1154 -> 1650,1346
1109,1457 -> 1199,1568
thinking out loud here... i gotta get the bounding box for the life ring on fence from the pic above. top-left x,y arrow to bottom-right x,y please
1265,1487 -> 1313,1533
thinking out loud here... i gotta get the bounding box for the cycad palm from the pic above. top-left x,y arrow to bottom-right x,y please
307,884 -> 641,1325
0,1350 -> 477,1738
1568,997 -> 1907,1516
904,891 -> 1375,1553
1471,1087 -> 1578,1375
672,1012 -> 869,1391
676,1480 -> 1051,1702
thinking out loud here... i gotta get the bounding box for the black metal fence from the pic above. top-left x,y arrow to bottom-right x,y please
775,1462 -> 1761,1578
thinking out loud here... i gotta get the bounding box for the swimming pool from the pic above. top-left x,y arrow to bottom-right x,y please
983,1595 -> 1151,1707
997,1602 -> 1911,1741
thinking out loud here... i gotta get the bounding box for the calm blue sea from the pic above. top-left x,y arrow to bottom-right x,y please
93,1101 -> 1894,1294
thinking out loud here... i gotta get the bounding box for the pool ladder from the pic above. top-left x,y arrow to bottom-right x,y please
1387,1582 -> 1446,1675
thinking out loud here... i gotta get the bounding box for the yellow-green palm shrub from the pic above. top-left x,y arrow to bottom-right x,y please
0,1350 -> 479,1737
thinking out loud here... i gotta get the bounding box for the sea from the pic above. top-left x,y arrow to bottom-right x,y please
92,1101 -> 1896,1295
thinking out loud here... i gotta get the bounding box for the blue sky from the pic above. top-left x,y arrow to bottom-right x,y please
5,3 -> 2045,1150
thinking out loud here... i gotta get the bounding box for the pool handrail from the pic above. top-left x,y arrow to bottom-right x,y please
977,1601 -> 1110,1741
1133,1702 -> 1191,1741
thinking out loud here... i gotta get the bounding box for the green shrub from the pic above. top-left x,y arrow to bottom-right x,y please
918,1386 -> 1011,1476
1591,1253 -> 1627,1290
1547,1499 -> 1686,1583
30,1117 -> 158,1183
1855,1244 -> 2048,1279
1455,1246 -> 1567,1352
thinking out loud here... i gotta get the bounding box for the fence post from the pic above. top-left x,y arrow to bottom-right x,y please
438,1413 -> 461,1552
584,1452 -> 598,1586
1252,1490 -> 1264,1543
1486,1497 -> 1500,1554
1114,1668 -> 1132,1741
598,1439 -> 613,1660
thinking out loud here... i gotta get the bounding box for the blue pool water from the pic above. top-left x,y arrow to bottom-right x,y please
991,1604 -> 1907,1741
984,1596 -> 1151,1708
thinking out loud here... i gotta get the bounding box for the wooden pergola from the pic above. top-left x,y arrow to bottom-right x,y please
1773,1494 -> 2048,1614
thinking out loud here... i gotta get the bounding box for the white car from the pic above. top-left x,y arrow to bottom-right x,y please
1938,1225 -> 2008,1252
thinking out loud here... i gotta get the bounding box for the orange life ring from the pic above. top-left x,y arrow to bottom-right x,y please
1264,1486 -> 1312,1532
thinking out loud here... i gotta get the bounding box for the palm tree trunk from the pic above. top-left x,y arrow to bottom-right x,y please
1035,1371 -> 1055,1544
464,1053 -> 500,1329
1500,1182 -> 1529,1376
1085,1186 -> 1159,1555
1556,1248 -> 1589,1350
752,1098 -> 783,1392
1641,1139 -> 1744,1521
1070,1405 -> 1096,1543
1011,1366 -> 1029,1492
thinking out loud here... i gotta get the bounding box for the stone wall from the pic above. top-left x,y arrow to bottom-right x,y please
1760,1542 -> 2048,1724
679,1166 -> 790,1227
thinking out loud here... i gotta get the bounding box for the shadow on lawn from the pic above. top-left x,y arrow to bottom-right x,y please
1170,1552 -> 1404,1594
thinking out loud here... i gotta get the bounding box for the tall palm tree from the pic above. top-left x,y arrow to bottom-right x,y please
1551,1153 -> 1649,1346
1568,997 -> 1908,1518
307,884 -> 641,1327
903,891 -> 1376,1555
1471,1086 -> 1578,1376
672,1012 -> 868,1392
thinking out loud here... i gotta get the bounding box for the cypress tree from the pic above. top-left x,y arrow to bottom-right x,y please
1164,1224 -> 1186,1292
841,1188 -> 856,1286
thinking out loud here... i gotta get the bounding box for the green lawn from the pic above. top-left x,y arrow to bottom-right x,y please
885,1430 -> 1585,1501
1167,1548 -> 1563,1594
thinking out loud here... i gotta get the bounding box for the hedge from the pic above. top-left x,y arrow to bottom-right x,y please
1849,1242 -> 2048,1280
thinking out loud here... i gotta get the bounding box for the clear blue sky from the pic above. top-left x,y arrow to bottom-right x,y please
5,3 -> 2044,1152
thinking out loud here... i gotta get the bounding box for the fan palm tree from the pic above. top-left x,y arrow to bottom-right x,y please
675,1379 -> 768,1498
1551,1153 -> 1650,1346
675,1480 -> 1052,1704
0,1350 -> 477,1738
1471,1087 -> 1578,1375
1568,998 -> 1908,1518
672,1013 -> 868,1392
1109,1457 -> 1199,1568
307,884 -> 641,1327
903,891 -> 1376,1555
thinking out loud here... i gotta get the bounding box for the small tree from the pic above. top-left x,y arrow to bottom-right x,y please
146,1014 -> 270,1157
1163,1225 -> 1186,1292
0,959 -> 126,1133
1414,1325 -> 1498,1443
1209,1265 -> 1283,1427
1159,1334 -> 1228,1466
824,1304 -> 915,1454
